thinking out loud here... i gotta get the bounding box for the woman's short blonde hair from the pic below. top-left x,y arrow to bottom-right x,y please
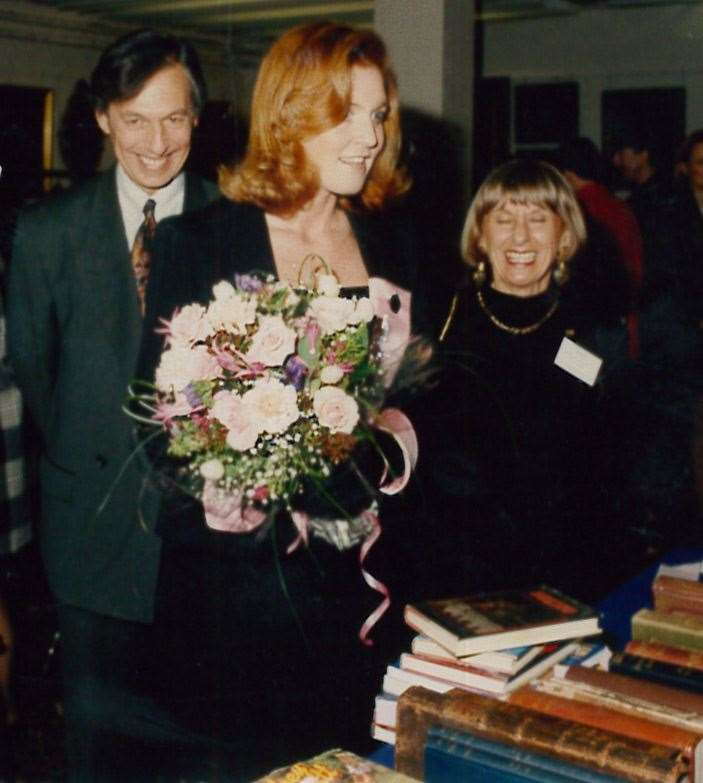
219,21 -> 410,215
461,159 -> 586,270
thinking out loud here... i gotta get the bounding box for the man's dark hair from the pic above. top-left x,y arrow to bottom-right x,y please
556,137 -> 607,183
90,29 -> 207,115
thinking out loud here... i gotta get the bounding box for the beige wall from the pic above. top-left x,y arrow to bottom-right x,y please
484,4 -> 703,144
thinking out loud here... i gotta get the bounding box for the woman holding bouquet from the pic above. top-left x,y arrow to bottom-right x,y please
137,21 -> 421,781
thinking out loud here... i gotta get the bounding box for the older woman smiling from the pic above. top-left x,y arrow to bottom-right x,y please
425,159 -> 638,603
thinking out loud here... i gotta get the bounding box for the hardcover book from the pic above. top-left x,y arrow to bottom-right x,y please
395,686 -> 689,782
533,670 -> 703,735
626,639 -> 703,673
632,608 -> 703,653
410,635 -> 545,675
424,724 -> 630,782
557,662 -> 703,715
400,641 -> 578,695
653,575 -> 703,616
510,685 -> 703,781
610,650 -> 703,695
404,586 -> 600,657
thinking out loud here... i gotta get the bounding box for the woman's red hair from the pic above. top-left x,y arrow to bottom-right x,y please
219,21 -> 410,215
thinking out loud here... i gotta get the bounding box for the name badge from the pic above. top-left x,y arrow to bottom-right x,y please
554,336 -> 602,386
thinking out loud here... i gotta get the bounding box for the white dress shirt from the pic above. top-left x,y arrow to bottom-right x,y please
116,165 -> 186,248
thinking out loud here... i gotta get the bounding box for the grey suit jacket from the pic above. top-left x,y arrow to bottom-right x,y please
7,168 -> 217,622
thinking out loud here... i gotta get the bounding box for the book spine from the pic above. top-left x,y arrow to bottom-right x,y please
562,662 -> 703,714
395,686 -> 687,782
427,725 -> 630,782
626,639 -> 703,672
633,609 -> 703,653
653,576 -> 703,617
534,673 -> 703,735
510,684 -> 699,782
610,650 -> 703,695
509,685 -> 699,757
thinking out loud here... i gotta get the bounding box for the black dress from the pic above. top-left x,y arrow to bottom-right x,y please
421,277 -> 637,604
137,198 -> 423,781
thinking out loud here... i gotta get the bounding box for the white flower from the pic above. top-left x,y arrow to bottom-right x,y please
313,385 -> 359,434
243,377 -> 300,434
168,303 -> 211,346
245,315 -> 297,367
199,458 -> 225,481
320,364 -> 345,385
212,280 -> 237,301
210,390 -> 261,451
206,291 -> 257,334
155,344 -> 221,393
308,295 -> 355,335
350,297 -> 374,324
315,273 -> 341,298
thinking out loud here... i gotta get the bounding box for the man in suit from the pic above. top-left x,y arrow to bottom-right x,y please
7,29 -> 218,781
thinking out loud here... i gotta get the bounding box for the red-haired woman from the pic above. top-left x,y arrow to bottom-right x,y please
138,21 -> 422,780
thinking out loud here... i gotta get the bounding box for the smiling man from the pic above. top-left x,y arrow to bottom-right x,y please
7,30 -> 217,781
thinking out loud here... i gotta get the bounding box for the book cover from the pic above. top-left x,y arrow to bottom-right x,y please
410,634 -> 545,675
633,608 -> 703,653
424,725 -> 630,782
533,670 -> 703,735
653,575 -> 703,616
395,686 -> 688,782
510,684 -> 703,781
254,749 -> 415,782
626,639 -> 703,673
610,650 -> 703,695
558,662 -> 703,715
404,586 -> 600,657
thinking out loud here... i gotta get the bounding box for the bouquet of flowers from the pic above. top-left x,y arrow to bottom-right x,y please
129,261 -> 421,639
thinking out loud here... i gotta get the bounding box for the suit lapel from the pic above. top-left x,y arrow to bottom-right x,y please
81,169 -> 142,374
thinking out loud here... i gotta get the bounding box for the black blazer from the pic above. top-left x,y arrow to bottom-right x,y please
7,168 -> 217,622
140,198 -> 423,379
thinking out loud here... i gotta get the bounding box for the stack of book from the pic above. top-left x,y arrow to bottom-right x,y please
387,572 -> 703,782
372,585 -> 603,747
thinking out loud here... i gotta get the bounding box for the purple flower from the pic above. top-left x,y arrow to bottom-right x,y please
234,273 -> 264,293
183,383 -> 204,408
284,355 -> 309,391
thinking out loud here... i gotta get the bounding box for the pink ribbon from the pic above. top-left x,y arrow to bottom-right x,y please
373,407 -> 419,495
358,508 -> 390,646
287,510 -> 311,554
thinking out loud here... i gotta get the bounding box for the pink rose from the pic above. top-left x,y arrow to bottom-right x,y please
202,481 -> 266,533
246,315 -> 297,367
313,385 -> 359,434
210,390 -> 261,451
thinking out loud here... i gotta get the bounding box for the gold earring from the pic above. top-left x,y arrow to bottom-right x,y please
473,261 -> 487,288
553,254 -> 568,286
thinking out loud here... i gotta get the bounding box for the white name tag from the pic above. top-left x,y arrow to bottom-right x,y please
554,336 -> 602,386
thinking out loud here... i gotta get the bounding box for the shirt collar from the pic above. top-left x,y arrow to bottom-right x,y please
116,164 -> 186,217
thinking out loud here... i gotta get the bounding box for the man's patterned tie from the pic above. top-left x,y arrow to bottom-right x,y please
130,198 -> 156,315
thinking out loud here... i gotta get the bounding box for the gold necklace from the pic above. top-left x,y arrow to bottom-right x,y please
476,289 -> 559,335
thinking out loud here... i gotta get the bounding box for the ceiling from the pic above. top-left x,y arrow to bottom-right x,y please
23,0 -> 703,57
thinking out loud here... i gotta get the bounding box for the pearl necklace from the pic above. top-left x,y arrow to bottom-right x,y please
476,290 -> 559,335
